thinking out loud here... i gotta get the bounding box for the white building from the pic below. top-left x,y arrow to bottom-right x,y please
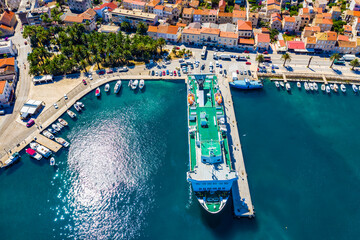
0,39 -> 17,56
68,0 -> 92,13
0,80 -> 12,107
6,0 -> 21,11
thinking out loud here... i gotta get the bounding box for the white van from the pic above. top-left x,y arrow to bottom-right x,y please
232,72 -> 238,81
343,54 -> 356,61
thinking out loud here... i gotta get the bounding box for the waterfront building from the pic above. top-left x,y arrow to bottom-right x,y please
237,20 -> 252,38
218,12 -> 232,24
255,33 -> 270,50
232,10 -> 246,24
200,27 -> 220,46
147,25 -> 180,42
19,100 -> 43,119
0,39 -> 18,56
93,2 -> 118,20
305,36 -> 316,50
193,9 -> 201,22
200,9 -> 217,24
68,0 -> 92,13
122,0 -> 147,12
218,31 -> 238,48
238,38 -> 255,51
314,31 -> 337,52
154,5 -> 165,18
0,80 -> 12,108
181,27 -> 201,44
111,9 -> 158,27
302,26 -> 321,38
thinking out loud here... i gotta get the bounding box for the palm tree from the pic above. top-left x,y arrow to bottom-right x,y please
256,54 -> 264,67
281,53 -> 291,67
330,53 -> 341,68
307,56 -> 313,68
157,38 -> 166,54
350,58 -> 360,70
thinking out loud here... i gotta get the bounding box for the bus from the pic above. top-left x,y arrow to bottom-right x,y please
201,46 -> 207,59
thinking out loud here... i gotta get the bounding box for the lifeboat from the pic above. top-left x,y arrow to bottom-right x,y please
215,92 -> 222,104
188,93 -> 195,105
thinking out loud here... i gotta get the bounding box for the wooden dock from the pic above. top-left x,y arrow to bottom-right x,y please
219,77 -> 255,218
35,134 -> 62,152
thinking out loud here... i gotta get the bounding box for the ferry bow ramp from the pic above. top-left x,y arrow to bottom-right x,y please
186,74 -> 254,218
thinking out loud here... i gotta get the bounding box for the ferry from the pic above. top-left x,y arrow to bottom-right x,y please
26,148 -> 42,160
67,110 -> 76,118
104,83 -> 110,92
3,152 -> 20,167
95,87 -> 101,97
186,74 -> 238,214
139,79 -> 145,89
58,118 -> 68,127
30,142 -> 52,158
229,78 -> 263,90
42,130 -> 54,140
114,80 -> 122,94
55,137 -> 70,147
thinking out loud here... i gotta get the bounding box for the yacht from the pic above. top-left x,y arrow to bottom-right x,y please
313,82 -> 318,91
74,103 -> 81,112
56,122 -> 64,130
321,84 -> 326,91
95,87 -> 101,97
26,148 -> 42,161
340,84 -> 346,93
285,82 -> 291,91
297,82 -> 301,88
55,137 -> 70,147
304,82 -> 309,91
275,81 -> 280,88
326,85 -> 331,94
3,152 -> 20,168
30,142 -> 52,158
139,79 -> 145,89
104,83 -> 110,92
334,84 -> 339,92
50,157 -> 55,166
42,130 -> 54,140
131,80 -> 139,90
58,118 -> 68,127
114,80 -> 122,94
76,102 -> 85,108
67,110 -> 76,118
352,84 -> 358,93
52,124 -> 60,132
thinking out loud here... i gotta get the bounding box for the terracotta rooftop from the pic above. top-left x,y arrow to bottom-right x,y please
148,25 -> 158,33
94,2 -> 117,11
154,5 -> 165,10
147,0 -> 160,7
193,9 -> 203,15
182,28 -> 201,34
338,35 -> 349,41
218,12 -> 232,17
314,18 -> 333,25
267,0 -> 280,5
316,31 -> 337,41
0,57 -> 15,68
220,31 -> 237,38
176,22 -> 187,28
304,26 -> 321,32
0,80 -> 6,95
344,25 -> 352,32
284,16 -> 295,23
338,40 -> 356,48
79,8 -> 96,20
201,28 -> 220,35
257,33 -> 270,43
237,20 -> 252,31
182,8 -> 194,15
232,10 -> 246,19
0,11 -> 15,27
64,15 -> 83,23
306,36 -> 316,44
0,24 -> 14,32
239,38 -> 255,45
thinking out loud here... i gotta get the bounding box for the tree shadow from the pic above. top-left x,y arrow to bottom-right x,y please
332,69 -> 342,75
285,66 -> 293,71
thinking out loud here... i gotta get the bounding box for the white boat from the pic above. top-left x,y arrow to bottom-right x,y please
56,122 -> 64,130
340,84 -> 346,92
326,85 -> 331,94
67,110 -> 76,118
313,82 -> 318,91
48,128 -> 56,134
275,81 -> 280,88
334,84 -> 338,92
74,103 -> 81,112
3,152 -> 21,168
352,84 -> 358,93
30,142 -> 39,150
285,83 -> 291,91
297,82 -> 301,88
55,137 -> 70,147
26,148 -> 42,160
52,124 -> 60,132
304,82 -> 309,91
50,157 -> 55,166
114,80 -> 122,94
30,142 -> 52,158
95,87 -> 101,97
321,84 -> 326,91
76,102 -> 85,108
58,118 -> 68,127
128,80 -> 133,88
104,83 -> 110,92
139,79 -> 145,89
309,82 -> 314,91
42,130 -> 54,140
280,82 -> 285,88
131,80 -> 138,90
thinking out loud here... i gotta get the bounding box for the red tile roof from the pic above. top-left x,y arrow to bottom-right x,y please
0,80 -> 6,94
93,2 -> 117,11
0,11 -> 15,27
257,33 -> 270,43
287,41 -> 305,50
237,20 -> 252,31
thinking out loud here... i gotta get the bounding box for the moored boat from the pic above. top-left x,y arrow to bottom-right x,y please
55,137 -> 70,147
280,81 -> 285,88
114,80 -> 122,94
48,128 -> 56,134
309,82 -> 314,91
128,79 -> 133,88
321,84 -> 326,91
3,152 -> 20,168
334,84 -> 339,92
229,79 -> 263,89
131,80 -> 138,90
340,84 -> 346,93
30,142 -> 52,158
297,82 -> 301,88
76,102 -> 84,108
304,82 -> 309,91
326,85 -> 331,94
104,83 -> 110,92
56,122 -> 64,130
50,157 -> 55,166
285,82 -> 291,91
275,81 -> 280,88
95,87 -> 101,97
26,148 -> 42,160
67,110 -> 76,118
73,103 -> 81,112
58,118 -> 68,127
139,79 -> 145,89
42,130 -> 54,140
313,82 -> 318,91
52,124 -> 60,132
352,84 -> 358,93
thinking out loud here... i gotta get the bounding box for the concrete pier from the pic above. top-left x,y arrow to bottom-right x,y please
35,134 -> 62,153
219,77 -> 255,218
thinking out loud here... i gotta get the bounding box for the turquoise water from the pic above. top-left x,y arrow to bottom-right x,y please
1,80 -> 360,239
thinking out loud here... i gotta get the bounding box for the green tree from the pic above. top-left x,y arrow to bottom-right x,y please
256,54 -> 264,67
350,58 -> 360,70
121,21 -> 131,32
136,22 -> 147,35
330,53 -> 341,68
269,28 -> 279,42
157,38 -> 166,54
332,20 -> 346,33
281,53 -> 291,67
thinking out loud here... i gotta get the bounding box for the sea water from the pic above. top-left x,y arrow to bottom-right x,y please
0,80 -> 360,239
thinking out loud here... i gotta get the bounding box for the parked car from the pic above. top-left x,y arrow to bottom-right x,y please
163,70 -> 166,75
244,50 -> 249,53
106,69 -> 114,74
82,79 -> 87,85
64,94 -> 68,100
236,70 -> 239,74
174,71 -> 177,76
166,70 -> 169,75
263,51 -> 268,54
53,103 -> 58,109
219,64 -> 222,68
98,70 -> 105,75
151,70 -> 155,76
246,62 -> 251,65
240,71 -> 243,75
26,119 -> 35,128
201,64 -> 205,70
119,67 -> 128,72
176,46 -> 180,50
160,71 -> 163,76
155,71 -> 159,76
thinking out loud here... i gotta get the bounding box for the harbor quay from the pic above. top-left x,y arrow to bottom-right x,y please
0,75 -> 185,166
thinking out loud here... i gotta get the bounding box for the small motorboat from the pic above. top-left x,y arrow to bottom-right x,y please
330,84 -> 334,90
321,84 -> 326,91
74,103 -> 81,112
297,82 -> 301,88
313,82 -> 318,91
280,82 -> 285,88
52,124 -> 61,132
30,142 -> 39,150
56,122 -> 64,130
114,80 -> 122,94
95,87 -> 101,97
131,80 -> 139,90
275,81 -> 280,88
352,84 -> 358,93
128,80 -> 133,88
3,152 -> 20,168
285,83 -> 291,91
309,82 -> 314,91
76,102 -> 85,108
67,110 -> 76,118
58,118 -> 68,127
50,157 -> 55,166
48,128 -> 56,134
340,84 -> 346,93
42,130 -> 54,140
334,84 -> 339,92
304,82 -> 309,91
55,137 -> 70,147
33,143 -> 52,158
139,79 -> 145,90
26,148 -> 42,160
326,85 -> 331,94
104,83 -> 110,92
